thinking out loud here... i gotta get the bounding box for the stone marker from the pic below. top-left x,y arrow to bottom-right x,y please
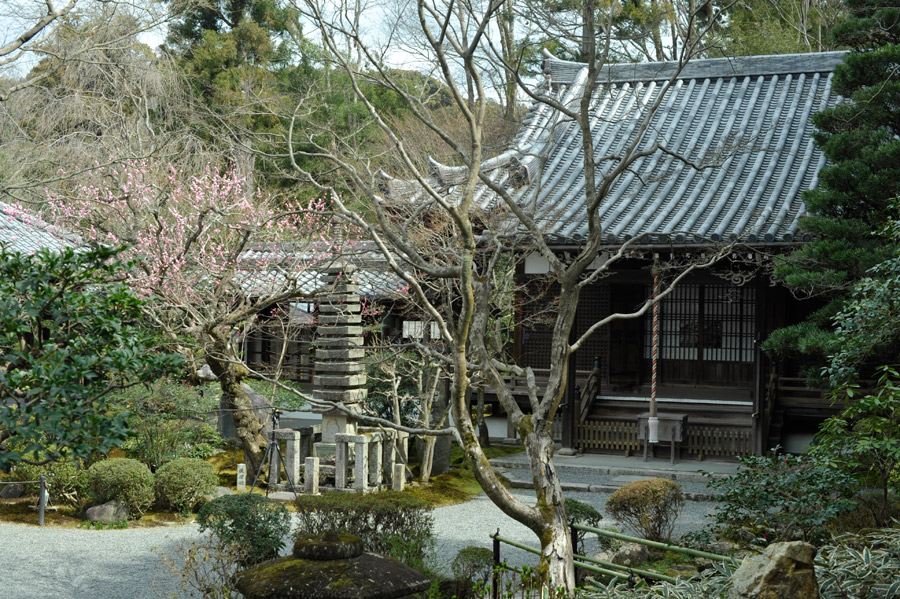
304,457 -> 320,495
730,541 -> 819,599
392,463 -> 405,492
236,464 -> 247,492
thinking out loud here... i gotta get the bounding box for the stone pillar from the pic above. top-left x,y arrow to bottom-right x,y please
335,436 -> 350,489
236,464 -> 247,492
267,440 -> 282,488
368,436 -> 383,487
354,436 -> 369,492
304,457 -> 320,495
281,430 -> 301,488
392,463 -> 406,492
313,263 -> 367,461
299,426 -> 315,461
382,434 -> 395,485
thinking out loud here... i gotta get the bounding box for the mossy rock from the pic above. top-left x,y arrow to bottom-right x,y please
235,553 -> 431,599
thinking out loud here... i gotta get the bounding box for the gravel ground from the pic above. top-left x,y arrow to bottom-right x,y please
0,522 -> 202,599
0,486 -> 717,599
431,489 -> 717,571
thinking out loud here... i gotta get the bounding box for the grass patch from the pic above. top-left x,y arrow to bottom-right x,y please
0,498 -> 81,527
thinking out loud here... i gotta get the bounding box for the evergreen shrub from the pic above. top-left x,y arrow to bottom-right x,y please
606,478 -> 684,543
705,451 -> 856,545
197,493 -> 292,566
565,497 -> 606,551
86,458 -> 155,518
154,457 -> 218,514
11,458 -> 89,508
294,491 -> 434,569
451,546 -> 494,595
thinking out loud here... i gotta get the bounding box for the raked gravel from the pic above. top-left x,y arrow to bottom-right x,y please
0,490 -> 717,599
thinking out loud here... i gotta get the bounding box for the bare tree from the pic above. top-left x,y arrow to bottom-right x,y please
0,3 -> 222,206
0,0 -> 175,101
284,0 -> 734,591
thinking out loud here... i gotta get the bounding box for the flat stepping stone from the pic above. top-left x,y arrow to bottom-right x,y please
266,491 -> 299,502
610,475 -> 660,485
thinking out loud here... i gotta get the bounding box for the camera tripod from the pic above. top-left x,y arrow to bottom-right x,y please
249,409 -> 297,496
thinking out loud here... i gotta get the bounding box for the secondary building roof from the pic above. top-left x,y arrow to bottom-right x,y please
379,51 -> 846,246
238,241 -> 405,299
0,202 -> 81,254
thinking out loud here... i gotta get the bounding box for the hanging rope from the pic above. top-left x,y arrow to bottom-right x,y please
649,258 -> 660,443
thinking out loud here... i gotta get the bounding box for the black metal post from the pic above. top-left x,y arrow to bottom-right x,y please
492,531 -> 501,599
570,520 -> 580,582
38,474 -> 46,527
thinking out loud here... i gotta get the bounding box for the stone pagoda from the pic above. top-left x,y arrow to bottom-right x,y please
312,261 -> 367,461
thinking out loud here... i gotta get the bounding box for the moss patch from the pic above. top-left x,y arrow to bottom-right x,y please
0,497 -> 195,528
0,497 -> 81,527
403,445 -> 521,507
236,553 -> 431,599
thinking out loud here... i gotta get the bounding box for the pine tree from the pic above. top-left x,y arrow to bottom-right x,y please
767,0 -> 900,378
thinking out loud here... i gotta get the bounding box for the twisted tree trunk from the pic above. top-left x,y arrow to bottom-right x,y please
206,349 -> 267,481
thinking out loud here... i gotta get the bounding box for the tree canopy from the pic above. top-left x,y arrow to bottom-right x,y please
0,244 -> 182,470
766,0 -> 900,379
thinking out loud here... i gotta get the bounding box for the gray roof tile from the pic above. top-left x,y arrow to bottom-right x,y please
381,51 -> 847,246
0,202 -> 81,254
238,241 -> 405,299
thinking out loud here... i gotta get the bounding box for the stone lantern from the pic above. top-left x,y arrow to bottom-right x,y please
235,531 -> 432,599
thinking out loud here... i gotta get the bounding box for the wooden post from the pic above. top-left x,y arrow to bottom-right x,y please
560,325 -> 577,455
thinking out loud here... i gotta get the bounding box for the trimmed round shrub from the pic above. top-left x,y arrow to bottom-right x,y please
154,458 -> 218,514
606,478 -> 684,543
197,493 -> 292,566
86,458 -> 155,518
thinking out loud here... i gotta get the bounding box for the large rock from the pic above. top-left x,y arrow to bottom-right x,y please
218,384 -> 274,439
0,483 -> 24,498
610,543 -> 650,567
243,383 -> 275,439
730,541 -> 819,599
196,364 -> 217,382
84,500 -> 129,524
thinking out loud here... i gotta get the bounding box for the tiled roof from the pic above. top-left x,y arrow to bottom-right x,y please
380,51 -> 846,246
238,241 -> 405,299
0,202 -> 81,254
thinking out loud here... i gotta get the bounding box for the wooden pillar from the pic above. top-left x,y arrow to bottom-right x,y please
560,326 -> 577,455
